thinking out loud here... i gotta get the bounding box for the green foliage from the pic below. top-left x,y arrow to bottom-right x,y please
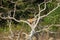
42,7 -> 60,25
0,26 -> 9,32
0,0 -> 60,33
50,26 -> 59,32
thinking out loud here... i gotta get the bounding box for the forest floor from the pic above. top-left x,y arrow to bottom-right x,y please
0,31 -> 60,40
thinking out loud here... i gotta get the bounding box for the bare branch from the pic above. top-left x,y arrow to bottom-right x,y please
36,24 -> 60,33
1,0 -> 59,40
13,2 -> 17,17
35,0 -> 52,18
40,3 -> 60,19
34,3 -> 46,28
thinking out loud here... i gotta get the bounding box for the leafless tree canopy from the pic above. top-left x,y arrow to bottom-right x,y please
0,0 -> 60,40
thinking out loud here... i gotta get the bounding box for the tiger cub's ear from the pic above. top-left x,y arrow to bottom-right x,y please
27,18 -> 36,24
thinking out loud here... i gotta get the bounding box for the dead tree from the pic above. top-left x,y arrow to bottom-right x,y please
0,0 -> 60,40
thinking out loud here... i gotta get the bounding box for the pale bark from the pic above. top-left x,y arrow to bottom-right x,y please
0,0 -> 60,40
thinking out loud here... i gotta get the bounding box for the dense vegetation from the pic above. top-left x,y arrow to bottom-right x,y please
0,0 -> 60,33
